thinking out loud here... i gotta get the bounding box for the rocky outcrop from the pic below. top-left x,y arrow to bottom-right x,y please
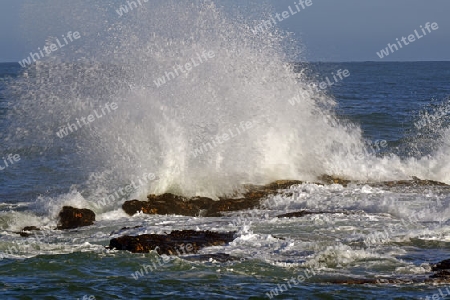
122,180 -> 303,217
121,176 -> 449,217
108,230 -> 236,255
122,194 -> 214,216
57,206 -> 95,230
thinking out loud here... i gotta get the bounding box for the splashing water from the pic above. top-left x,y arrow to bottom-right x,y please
2,0 -> 449,213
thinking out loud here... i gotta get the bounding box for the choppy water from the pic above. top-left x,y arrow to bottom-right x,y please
0,1 -> 449,299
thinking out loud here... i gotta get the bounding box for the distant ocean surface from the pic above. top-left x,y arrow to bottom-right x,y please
0,60 -> 449,299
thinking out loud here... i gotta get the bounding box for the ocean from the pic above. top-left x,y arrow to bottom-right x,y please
1,1 -> 450,299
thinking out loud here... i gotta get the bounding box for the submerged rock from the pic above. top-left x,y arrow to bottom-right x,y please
17,226 -> 41,237
109,230 -> 236,255
277,210 -> 327,218
181,253 -> 242,263
57,206 -> 95,230
374,176 -> 449,187
318,175 -> 449,188
429,259 -> 450,282
122,180 -> 303,217
328,258 -> 450,285
277,210 -> 360,218
329,277 -> 417,285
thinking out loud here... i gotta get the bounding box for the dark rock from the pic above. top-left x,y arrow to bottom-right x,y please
277,210 -> 324,218
109,230 -> 236,255
276,210 -> 360,218
57,206 -> 95,230
17,226 -> 41,237
23,226 -> 40,231
260,180 -> 304,190
110,225 -> 143,236
122,180 -> 303,217
428,259 -> 450,282
122,193 -> 214,217
431,259 -> 450,272
430,270 -> 450,279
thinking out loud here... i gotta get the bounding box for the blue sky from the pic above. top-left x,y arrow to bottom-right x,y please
0,0 -> 449,62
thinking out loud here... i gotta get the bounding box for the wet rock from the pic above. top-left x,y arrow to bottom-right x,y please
276,210 -> 360,218
317,175 -> 351,186
122,193 -> 214,217
429,259 -> 450,282
57,206 -> 95,230
430,270 -> 450,279
17,226 -> 40,237
23,226 -> 40,231
277,210 -> 325,218
109,230 -> 236,255
432,259 -> 450,271
260,180 -> 304,190
110,225 -> 143,236
122,180 -> 303,217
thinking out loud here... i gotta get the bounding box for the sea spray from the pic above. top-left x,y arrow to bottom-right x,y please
4,0 -> 449,215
